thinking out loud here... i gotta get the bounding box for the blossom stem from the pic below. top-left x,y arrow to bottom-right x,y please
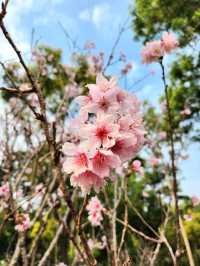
160,58 -> 180,264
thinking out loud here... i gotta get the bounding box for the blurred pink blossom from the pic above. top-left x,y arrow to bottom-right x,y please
15,213 -> 30,232
141,32 -> 178,64
183,214 -> 192,221
180,108 -> 191,116
191,196 -> 200,207
132,160 -> 144,175
0,182 -> 10,199
84,41 -> 96,50
86,196 -> 103,226
161,32 -> 179,53
149,157 -> 160,167
141,40 -> 163,64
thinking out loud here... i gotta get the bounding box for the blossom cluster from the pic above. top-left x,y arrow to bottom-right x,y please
62,74 -> 144,193
86,196 -> 104,226
141,32 -> 178,64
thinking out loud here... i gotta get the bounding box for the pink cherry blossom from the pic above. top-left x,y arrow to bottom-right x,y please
62,142 -> 90,176
191,196 -> 200,207
121,62 -> 132,75
15,213 -> 30,232
132,160 -> 143,175
86,196 -> 103,213
88,211 -> 103,226
159,131 -> 167,140
180,108 -> 191,116
149,157 -> 160,167
87,196 -> 103,226
161,32 -> 179,53
0,182 -> 10,199
142,191 -> 149,198
88,73 -> 117,93
141,40 -> 163,64
141,32 -> 178,64
71,170 -> 104,194
111,135 -> 137,162
84,41 -> 96,50
183,214 -> 192,222
91,150 -> 121,177
82,114 -> 119,149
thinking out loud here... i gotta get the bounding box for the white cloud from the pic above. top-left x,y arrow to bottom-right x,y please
79,3 -> 111,29
0,0 -> 34,61
0,0 -> 66,62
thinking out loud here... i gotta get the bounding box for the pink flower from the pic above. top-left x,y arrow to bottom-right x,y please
161,32 -> 178,53
84,41 -> 96,50
87,196 -> 103,226
82,114 -> 119,149
180,108 -> 191,116
88,73 -> 117,93
0,182 -> 10,199
71,170 -> 104,194
159,131 -> 167,140
88,211 -> 103,226
111,135 -> 137,162
183,214 -> 192,222
15,213 -> 30,232
141,32 -> 178,64
86,196 -> 103,213
62,142 -> 90,176
91,150 -> 121,178
191,196 -> 200,207
141,40 -> 163,64
132,160 -> 143,175
142,191 -> 149,198
149,158 -> 160,167
121,62 -> 133,75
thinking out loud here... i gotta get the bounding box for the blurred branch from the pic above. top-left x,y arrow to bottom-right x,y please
103,18 -> 130,73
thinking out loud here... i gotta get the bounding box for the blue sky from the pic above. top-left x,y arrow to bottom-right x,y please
0,0 -> 199,196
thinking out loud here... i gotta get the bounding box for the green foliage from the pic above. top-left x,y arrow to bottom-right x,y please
131,0 -> 200,143
131,0 -> 200,46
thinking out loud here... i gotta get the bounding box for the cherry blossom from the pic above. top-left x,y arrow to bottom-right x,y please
91,150 -> 121,177
15,213 -> 30,232
0,182 -> 10,199
84,41 -> 96,50
62,74 -> 144,193
132,160 -> 143,175
141,32 -> 178,64
180,108 -> 191,116
86,196 -> 103,226
62,142 -> 90,176
161,32 -> 179,53
149,157 -> 160,167
141,40 -> 163,64
191,196 -> 200,207
70,171 -> 104,194
183,214 -> 192,222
